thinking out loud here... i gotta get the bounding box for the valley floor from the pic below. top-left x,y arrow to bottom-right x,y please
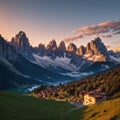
0,91 -> 120,120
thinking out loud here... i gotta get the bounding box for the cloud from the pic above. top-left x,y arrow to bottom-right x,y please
100,34 -> 112,38
63,34 -> 83,42
63,20 -> 120,42
113,31 -> 120,35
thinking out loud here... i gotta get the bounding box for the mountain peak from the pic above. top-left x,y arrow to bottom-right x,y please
10,31 -> 34,60
0,34 -> 18,61
58,41 -> 66,51
67,43 -> 77,53
0,34 -> 2,38
85,37 -> 108,61
94,36 -> 101,40
76,45 -> 85,55
16,31 -> 27,43
18,31 -> 26,36
46,39 -> 57,51
94,37 -> 102,43
0,34 -> 4,41
38,43 -> 45,49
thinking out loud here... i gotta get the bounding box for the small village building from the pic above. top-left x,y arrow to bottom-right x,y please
83,94 -> 96,105
83,88 -> 106,105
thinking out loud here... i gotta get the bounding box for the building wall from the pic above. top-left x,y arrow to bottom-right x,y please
83,94 -> 96,105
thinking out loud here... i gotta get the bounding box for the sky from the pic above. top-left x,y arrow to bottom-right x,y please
0,0 -> 120,49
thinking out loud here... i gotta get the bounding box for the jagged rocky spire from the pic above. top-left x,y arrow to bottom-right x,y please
0,35 -> 18,61
67,43 -> 77,53
11,31 -> 35,60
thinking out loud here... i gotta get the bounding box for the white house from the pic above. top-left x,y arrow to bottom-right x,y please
83,94 -> 96,105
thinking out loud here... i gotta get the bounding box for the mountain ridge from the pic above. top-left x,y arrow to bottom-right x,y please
0,31 -> 120,90
32,37 -> 108,62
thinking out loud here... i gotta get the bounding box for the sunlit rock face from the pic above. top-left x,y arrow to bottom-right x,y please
113,47 -> 120,53
84,37 -> 108,61
76,45 -> 85,56
46,39 -> 57,51
67,43 -> 77,53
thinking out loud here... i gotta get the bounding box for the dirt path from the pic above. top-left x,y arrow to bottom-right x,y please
61,103 -> 84,115
67,104 -> 84,113
67,103 -> 84,113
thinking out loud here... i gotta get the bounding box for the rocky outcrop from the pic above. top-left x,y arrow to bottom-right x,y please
67,43 -> 77,53
1,31 -> 117,85
46,39 -> 57,59
58,41 -> 66,52
76,45 -> 85,56
37,43 -> 46,56
31,37 -> 108,62
90,37 -> 107,55
46,39 -> 57,51
0,35 -> 18,61
113,47 -> 120,53
82,37 -> 108,61
57,41 -> 66,57
11,31 -> 34,60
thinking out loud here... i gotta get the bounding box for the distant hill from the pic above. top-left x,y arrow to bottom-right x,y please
33,64 -> 120,100
63,64 -> 120,99
0,91 -> 120,120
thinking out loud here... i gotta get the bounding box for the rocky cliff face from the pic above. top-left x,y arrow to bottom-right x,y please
76,45 -> 85,56
32,37 -> 109,64
75,37 -> 108,61
84,37 -> 108,61
46,39 -> 57,51
0,35 -> 18,61
11,31 -> 34,60
57,41 -> 66,57
45,39 -> 57,59
37,43 -> 46,56
67,43 -> 77,53
90,37 -> 107,55
1,31 -> 119,90
58,41 -> 66,52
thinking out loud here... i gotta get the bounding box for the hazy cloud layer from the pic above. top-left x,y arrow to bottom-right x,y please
63,34 -> 83,42
100,34 -> 112,38
113,31 -> 120,35
64,20 -> 120,42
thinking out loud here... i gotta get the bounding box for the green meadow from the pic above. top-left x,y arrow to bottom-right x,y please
0,91 -> 120,120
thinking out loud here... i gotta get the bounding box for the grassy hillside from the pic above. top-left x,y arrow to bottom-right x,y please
0,91 -> 75,120
0,91 -> 120,120
58,98 -> 120,120
81,97 -> 120,120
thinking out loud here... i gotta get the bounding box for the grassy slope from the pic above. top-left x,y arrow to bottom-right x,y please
56,98 -> 120,120
82,98 -> 120,120
0,91 -> 75,120
0,92 -> 120,120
